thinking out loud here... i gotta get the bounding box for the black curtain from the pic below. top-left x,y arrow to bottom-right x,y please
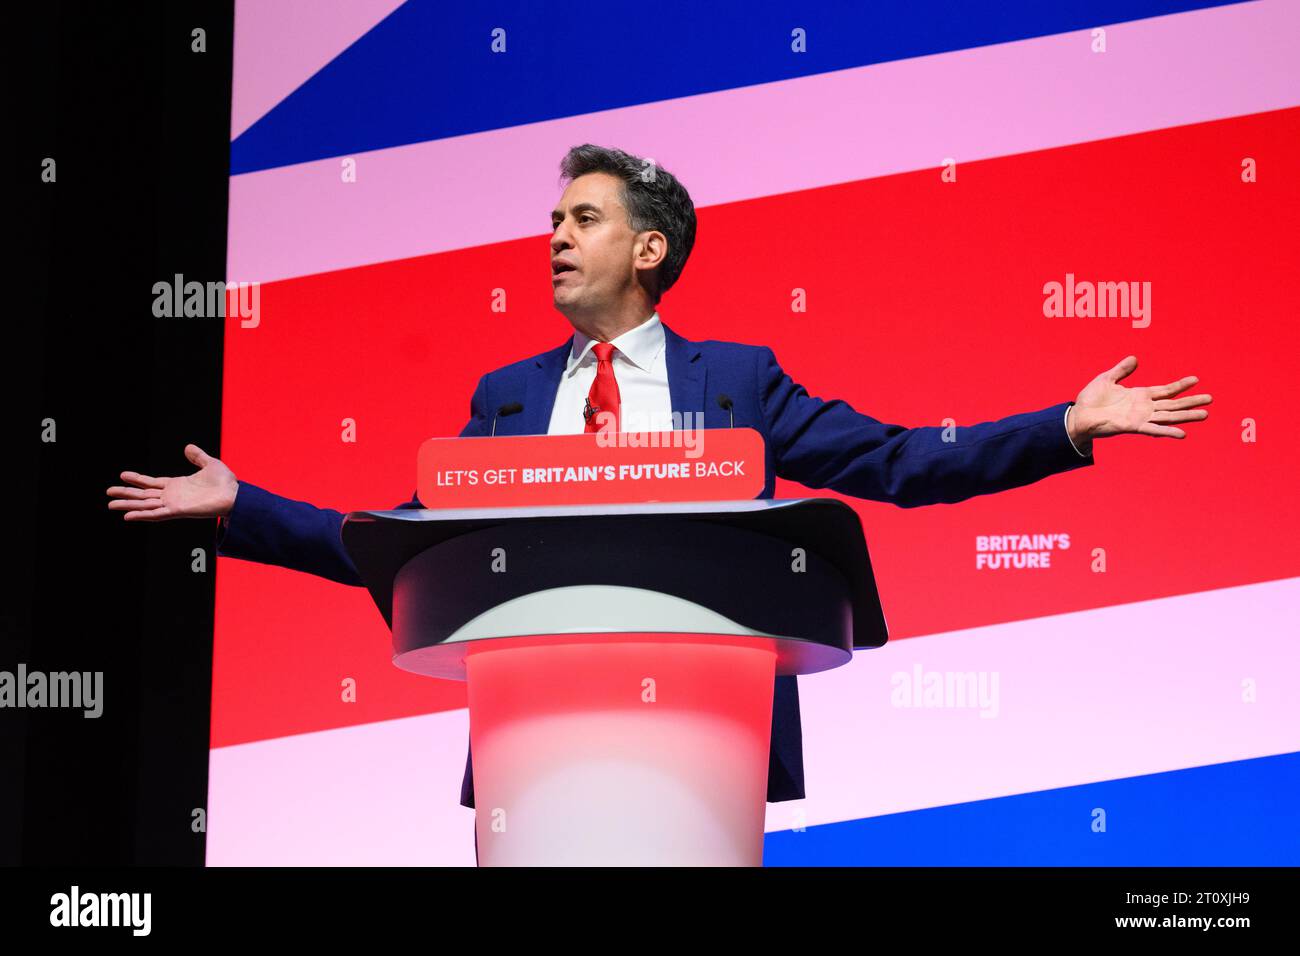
5,0 -> 234,865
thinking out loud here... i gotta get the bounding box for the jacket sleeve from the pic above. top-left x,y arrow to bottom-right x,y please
459,372 -> 490,439
756,346 -> 1094,508
214,373 -> 493,583
214,482 -> 422,586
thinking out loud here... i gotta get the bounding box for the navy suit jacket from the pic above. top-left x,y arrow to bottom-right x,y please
216,318 -> 1094,809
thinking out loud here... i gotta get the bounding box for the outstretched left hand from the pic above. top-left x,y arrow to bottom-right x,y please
1067,355 -> 1212,455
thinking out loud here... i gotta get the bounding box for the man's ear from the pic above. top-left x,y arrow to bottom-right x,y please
635,230 -> 668,271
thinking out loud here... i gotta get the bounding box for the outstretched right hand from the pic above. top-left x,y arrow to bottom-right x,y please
107,444 -> 239,521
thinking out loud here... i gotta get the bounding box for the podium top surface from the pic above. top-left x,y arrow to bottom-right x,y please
361,497 -> 825,522
342,497 -> 889,651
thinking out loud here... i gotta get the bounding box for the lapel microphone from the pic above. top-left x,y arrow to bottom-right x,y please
716,394 -> 735,428
491,401 -> 523,436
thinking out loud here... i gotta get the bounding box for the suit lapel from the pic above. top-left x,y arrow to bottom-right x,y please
522,338 -> 571,434
662,320 -> 706,429
520,319 -> 707,435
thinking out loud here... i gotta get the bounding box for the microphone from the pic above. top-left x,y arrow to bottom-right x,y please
491,401 -> 523,437
716,394 -> 735,428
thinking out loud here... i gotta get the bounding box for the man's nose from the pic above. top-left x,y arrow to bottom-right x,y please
551,219 -> 574,251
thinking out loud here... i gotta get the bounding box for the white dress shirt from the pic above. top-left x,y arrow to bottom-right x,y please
547,310 -> 675,434
1064,405 -> 1090,457
545,309 -> 1090,456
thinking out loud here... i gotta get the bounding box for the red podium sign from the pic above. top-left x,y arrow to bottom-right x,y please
416,428 -> 765,507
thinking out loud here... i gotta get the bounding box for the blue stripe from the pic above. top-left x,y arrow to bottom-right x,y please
762,750 -> 1300,865
231,0 -> 1249,175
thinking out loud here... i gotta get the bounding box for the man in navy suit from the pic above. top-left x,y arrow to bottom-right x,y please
107,144 -> 1211,862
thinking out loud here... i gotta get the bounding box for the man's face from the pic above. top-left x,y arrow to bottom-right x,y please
549,172 -> 649,319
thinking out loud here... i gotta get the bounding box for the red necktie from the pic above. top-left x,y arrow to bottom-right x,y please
584,342 -> 621,433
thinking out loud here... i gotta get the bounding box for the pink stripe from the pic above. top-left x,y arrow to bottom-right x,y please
230,0 -> 407,140
207,709 -> 476,866
228,0 -> 1299,285
205,578 -> 1299,864
771,576 -> 1300,833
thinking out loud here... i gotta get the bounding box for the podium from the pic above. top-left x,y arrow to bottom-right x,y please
342,496 -> 887,866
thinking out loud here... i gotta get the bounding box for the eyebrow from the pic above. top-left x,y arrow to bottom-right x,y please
551,202 -> 602,223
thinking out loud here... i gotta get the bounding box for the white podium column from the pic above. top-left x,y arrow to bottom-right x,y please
466,634 -> 777,866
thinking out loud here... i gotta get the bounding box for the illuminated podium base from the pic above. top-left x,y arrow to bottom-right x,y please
466,634 -> 777,866
341,499 -> 888,867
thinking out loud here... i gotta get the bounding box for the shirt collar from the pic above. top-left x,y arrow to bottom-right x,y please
565,311 -> 664,376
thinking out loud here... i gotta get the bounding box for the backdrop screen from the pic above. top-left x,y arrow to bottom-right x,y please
208,0 -> 1299,865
